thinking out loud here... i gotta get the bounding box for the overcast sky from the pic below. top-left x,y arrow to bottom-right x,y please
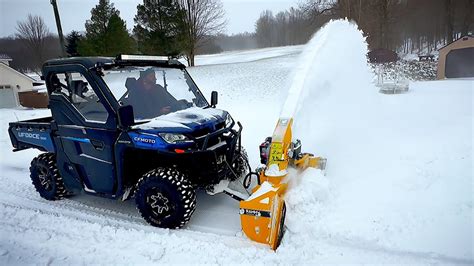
0,0 -> 299,37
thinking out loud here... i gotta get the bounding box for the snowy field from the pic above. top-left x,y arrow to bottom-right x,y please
0,20 -> 472,264
194,44 -> 304,66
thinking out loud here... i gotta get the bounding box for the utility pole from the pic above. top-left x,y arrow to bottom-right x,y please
51,0 -> 67,56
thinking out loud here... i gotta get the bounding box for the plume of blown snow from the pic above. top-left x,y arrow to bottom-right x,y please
283,19 -> 377,237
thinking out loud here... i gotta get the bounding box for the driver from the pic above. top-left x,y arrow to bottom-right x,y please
127,68 -> 178,119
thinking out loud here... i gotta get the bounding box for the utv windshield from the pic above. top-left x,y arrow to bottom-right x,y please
102,66 -> 208,120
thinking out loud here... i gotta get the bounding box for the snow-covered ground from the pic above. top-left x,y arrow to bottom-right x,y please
0,20 -> 472,264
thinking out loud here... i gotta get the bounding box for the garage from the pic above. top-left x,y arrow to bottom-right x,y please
437,36 -> 474,79
0,84 -> 18,108
445,47 -> 474,78
0,54 -> 47,108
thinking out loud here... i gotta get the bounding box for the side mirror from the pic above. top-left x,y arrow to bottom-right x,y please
118,105 -> 134,129
211,91 -> 218,107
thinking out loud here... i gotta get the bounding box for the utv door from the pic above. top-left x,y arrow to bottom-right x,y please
46,66 -> 118,195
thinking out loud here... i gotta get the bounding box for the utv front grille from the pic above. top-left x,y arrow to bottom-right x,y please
189,122 -> 242,152
192,127 -> 211,138
215,122 -> 225,130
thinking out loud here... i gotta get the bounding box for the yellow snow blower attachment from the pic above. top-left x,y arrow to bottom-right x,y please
239,117 -> 326,250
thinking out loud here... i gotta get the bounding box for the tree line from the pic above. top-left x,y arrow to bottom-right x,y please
254,0 -> 473,53
1,0 -> 225,71
254,8 -> 320,48
2,0 -> 472,72
1,14 -> 63,72
75,0 -> 226,66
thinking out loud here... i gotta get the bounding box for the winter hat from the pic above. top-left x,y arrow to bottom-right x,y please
139,68 -> 155,79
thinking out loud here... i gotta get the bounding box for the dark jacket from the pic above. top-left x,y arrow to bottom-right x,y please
124,78 -> 178,119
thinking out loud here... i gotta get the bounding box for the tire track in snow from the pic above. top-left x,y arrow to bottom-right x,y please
0,201 -> 267,264
0,172 -> 243,242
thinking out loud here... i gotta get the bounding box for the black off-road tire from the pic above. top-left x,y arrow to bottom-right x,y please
135,167 -> 196,229
230,148 -> 249,181
30,153 -> 69,201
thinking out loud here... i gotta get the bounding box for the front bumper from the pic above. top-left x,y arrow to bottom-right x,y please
169,121 -> 243,188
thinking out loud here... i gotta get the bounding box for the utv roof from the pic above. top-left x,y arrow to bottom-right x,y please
43,55 -> 185,69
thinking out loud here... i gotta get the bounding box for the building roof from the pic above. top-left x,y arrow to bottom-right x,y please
0,54 -> 13,61
0,63 -> 37,83
438,35 -> 474,51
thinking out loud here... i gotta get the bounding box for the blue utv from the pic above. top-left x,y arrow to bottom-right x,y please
8,55 -> 249,228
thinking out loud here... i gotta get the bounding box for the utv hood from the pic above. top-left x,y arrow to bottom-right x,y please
132,107 -> 228,133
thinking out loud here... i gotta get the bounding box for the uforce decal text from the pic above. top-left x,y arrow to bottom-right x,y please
18,132 -> 47,140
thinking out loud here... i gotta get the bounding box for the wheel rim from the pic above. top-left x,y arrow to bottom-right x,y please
146,188 -> 176,218
37,166 -> 53,191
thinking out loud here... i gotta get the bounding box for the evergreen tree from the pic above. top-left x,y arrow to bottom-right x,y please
79,0 -> 134,56
105,14 -> 135,55
133,0 -> 186,56
65,31 -> 82,57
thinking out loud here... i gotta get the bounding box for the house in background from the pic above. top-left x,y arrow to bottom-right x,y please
0,54 -> 48,108
437,36 -> 474,79
0,54 -> 13,66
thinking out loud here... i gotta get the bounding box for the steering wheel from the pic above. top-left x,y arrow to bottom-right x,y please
84,94 -> 100,103
174,99 -> 192,111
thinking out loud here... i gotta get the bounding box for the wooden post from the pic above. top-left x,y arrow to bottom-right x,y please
51,0 -> 66,57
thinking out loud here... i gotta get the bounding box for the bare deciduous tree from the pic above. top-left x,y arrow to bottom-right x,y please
177,0 -> 226,66
255,10 -> 277,48
16,14 -> 51,70
300,0 -> 334,17
254,6 -> 330,48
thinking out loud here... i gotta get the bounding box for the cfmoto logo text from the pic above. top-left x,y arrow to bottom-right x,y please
134,137 -> 156,144
18,132 -> 40,139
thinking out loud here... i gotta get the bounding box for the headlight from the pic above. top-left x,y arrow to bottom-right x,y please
225,114 -> 233,127
159,133 -> 190,144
